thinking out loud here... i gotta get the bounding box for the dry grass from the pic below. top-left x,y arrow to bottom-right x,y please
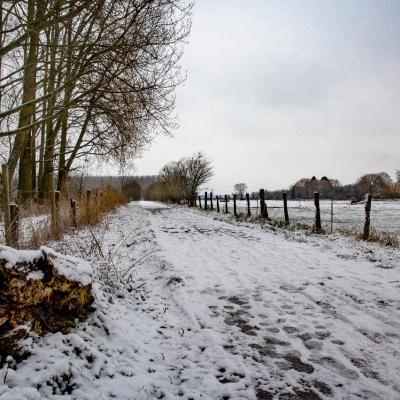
19,199 -> 51,219
15,187 -> 127,249
357,228 -> 399,248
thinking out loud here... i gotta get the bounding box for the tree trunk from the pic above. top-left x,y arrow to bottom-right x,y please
39,22 -> 60,196
57,18 -> 73,193
8,0 -> 39,201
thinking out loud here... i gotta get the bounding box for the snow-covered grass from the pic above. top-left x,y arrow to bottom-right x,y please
1,202 -> 400,399
231,199 -> 400,238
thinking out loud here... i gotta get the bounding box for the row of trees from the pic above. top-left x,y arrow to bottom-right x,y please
231,171 -> 400,201
144,152 -> 213,205
279,171 -> 400,200
0,0 -> 192,200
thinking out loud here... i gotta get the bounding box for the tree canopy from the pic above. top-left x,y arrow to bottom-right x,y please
0,0 -> 192,199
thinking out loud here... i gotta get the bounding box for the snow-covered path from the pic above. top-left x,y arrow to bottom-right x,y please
1,202 -> 400,400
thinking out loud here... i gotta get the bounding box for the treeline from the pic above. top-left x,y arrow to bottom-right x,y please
65,174 -> 159,200
0,0 -> 191,201
264,172 -> 400,201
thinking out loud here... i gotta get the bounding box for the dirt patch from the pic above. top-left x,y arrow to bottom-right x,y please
293,389 -> 322,400
224,309 -> 259,335
167,276 -> 183,285
249,343 -> 280,358
227,296 -> 248,305
283,354 -> 315,374
264,335 -> 289,346
256,388 -> 274,399
312,380 -> 333,396
283,326 -> 299,334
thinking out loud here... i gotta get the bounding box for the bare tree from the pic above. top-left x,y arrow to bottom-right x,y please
181,152 -> 213,206
355,172 -> 393,198
233,183 -> 247,199
159,152 -> 213,205
0,0 -> 193,200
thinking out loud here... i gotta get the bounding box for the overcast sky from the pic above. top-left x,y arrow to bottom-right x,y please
134,0 -> 400,192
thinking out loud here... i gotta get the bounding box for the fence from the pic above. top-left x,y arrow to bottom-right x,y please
1,164 -> 125,248
198,190 -> 400,241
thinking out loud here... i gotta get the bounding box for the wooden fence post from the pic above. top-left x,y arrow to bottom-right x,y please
198,195 -> 202,209
86,189 -> 91,223
49,173 -> 58,234
246,193 -> 251,217
363,194 -> 372,240
1,164 -> 12,246
204,191 -> 208,210
9,203 -> 19,247
210,192 -> 214,211
259,189 -> 268,218
314,191 -> 321,233
225,195 -> 228,213
216,195 -> 220,213
264,197 -> 269,219
233,194 -> 237,217
55,190 -> 61,223
283,192 -> 289,224
71,200 -> 77,228
260,189 -> 265,217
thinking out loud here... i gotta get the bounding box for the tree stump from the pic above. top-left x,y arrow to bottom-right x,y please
0,246 -> 94,361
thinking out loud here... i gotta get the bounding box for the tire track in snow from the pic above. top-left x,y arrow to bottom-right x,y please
143,204 -> 400,400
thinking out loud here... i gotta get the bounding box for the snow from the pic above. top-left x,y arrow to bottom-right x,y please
233,199 -> 400,237
138,201 -> 170,210
1,202 -> 399,399
26,271 -> 44,280
40,246 -> 93,285
0,245 -> 92,285
0,246 -> 42,268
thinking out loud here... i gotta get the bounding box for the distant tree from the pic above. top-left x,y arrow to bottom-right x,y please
159,162 -> 185,203
233,183 -> 247,199
290,177 -> 345,199
143,181 -> 165,201
159,152 -> 213,205
291,178 -> 312,199
396,170 -> 400,183
355,172 -> 393,198
250,192 -> 258,200
182,152 -> 213,206
122,180 -> 141,201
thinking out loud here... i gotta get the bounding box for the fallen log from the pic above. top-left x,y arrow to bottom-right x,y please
0,245 -> 94,362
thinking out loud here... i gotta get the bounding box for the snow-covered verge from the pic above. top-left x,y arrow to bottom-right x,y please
187,205 -> 400,270
1,202 -> 399,399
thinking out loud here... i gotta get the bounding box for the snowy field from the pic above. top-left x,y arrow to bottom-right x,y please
230,199 -> 400,237
1,202 -> 400,399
